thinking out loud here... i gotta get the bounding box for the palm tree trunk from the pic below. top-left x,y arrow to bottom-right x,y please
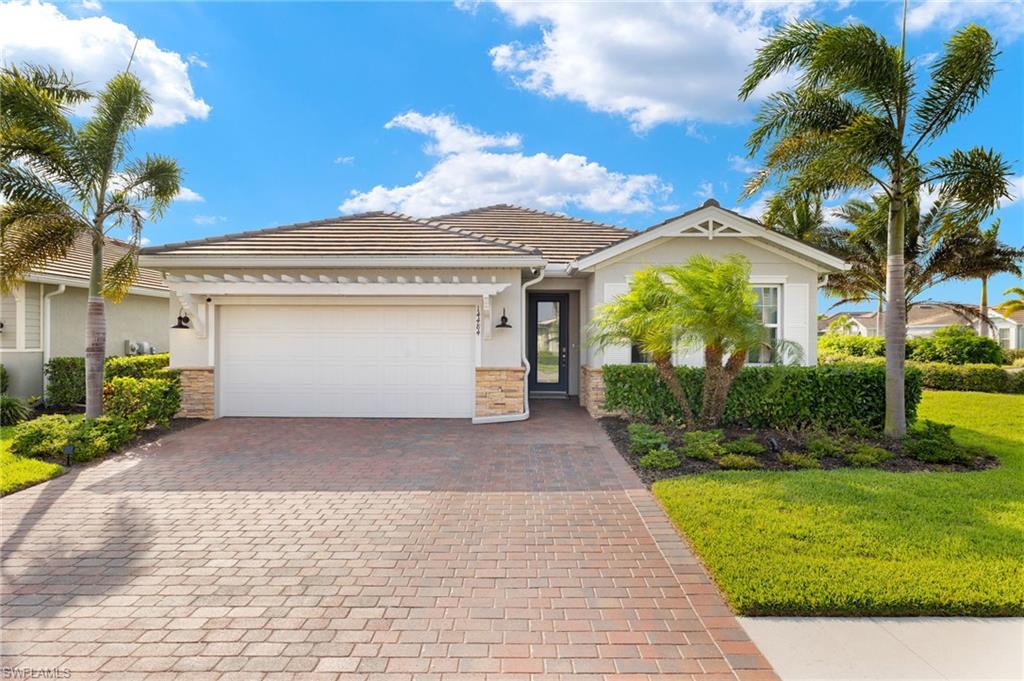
884,194 -> 907,438
85,232 -> 106,418
980,276 -> 989,338
699,347 -> 746,429
652,355 -> 695,428
876,295 -> 883,336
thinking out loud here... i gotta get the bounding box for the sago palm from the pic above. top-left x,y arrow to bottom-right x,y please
739,14 -> 1013,436
0,64 -> 182,416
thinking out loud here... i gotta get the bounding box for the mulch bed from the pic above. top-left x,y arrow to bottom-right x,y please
601,416 -> 999,487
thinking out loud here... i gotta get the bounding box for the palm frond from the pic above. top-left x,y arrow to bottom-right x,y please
927,147 -> 1013,227
111,154 -> 182,218
739,20 -> 828,100
102,249 -> 140,303
0,208 -> 83,293
77,72 -> 152,193
913,24 -> 998,149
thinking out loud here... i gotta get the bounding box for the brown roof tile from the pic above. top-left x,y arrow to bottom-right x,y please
140,212 -> 541,258
30,234 -> 166,291
430,205 -> 635,264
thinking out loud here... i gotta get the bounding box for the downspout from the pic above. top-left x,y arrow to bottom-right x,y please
42,284 -> 67,397
471,265 -> 546,424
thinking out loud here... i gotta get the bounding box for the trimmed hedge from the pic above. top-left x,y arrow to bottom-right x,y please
602,363 -> 923,432
825,356 -> 1023,394
105,353 -> 171,379
44,357 -> 86,407
9,414 -> 136,462
914,362 -> 1024,394
818,334 -> 885,362
45,353 -> 170,407
104,377 -> 180,429
819,326 -> 1004,366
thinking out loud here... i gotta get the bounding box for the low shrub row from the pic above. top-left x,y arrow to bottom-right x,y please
824,356 -> 1024,394
45,353 -> 170,407
818,325 -> 1005,366
603,363 -> 923,432
10,375 -> 180,463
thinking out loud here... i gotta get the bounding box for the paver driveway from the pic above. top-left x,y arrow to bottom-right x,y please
1,401 -> 776,680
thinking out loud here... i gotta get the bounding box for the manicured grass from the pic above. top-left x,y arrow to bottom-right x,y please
653,391 -> 1024,616
1,424 -> 66,496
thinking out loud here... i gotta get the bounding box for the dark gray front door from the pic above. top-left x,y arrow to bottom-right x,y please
528,293 -> 569,393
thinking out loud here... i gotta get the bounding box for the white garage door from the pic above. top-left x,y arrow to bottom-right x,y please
218,305 -> 476,418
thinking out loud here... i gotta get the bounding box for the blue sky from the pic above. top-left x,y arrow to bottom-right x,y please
2,0 -> 1022,309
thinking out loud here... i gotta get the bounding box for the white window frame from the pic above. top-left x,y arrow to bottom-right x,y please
749,283 -> 782,366
997,326 -> 1011,349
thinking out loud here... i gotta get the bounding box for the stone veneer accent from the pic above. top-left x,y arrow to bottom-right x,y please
176,367 -> 215,419
580,365 -> 613,418
475,367 -> 526,418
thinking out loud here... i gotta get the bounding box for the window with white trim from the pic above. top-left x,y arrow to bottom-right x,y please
998,326 -> 1011,349
748,285 -> 780,364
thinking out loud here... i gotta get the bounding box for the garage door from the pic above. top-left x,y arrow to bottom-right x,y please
218,305 -> 476,418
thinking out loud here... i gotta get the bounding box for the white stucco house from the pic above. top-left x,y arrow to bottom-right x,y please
138,200 -> 847,422
0,235 -> 170,397
819,303 -> 1024,350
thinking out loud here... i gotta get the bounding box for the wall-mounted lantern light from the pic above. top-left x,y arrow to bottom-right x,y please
171,309 -> 190,329
496,308 -> 512,328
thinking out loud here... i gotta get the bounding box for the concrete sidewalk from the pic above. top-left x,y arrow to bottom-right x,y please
741,617 -> 1024,680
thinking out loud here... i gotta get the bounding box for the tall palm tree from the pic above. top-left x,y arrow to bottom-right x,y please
738,13 -> 1013,436
1,64 -> 181,417
941,220 -> 1023,336
828,194 -> 1021,331
589,255 -> 766,429
995,287 -> 1024,317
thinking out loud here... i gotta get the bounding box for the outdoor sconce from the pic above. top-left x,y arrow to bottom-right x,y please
496,308 -> 512,328
171,310 -> 191,329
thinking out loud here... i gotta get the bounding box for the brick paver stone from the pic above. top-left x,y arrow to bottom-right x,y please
0,401 -> 777,680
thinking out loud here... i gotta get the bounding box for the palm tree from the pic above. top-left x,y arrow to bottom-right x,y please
738,12 -> 1013,436
942,220 -> 1023,335
996,287 -> 1024,317
1,64 -> 181,417
588,267 -> 697,428
762,192 -> 842,251
589,255 -> 766,429
828,194 -> 1021,331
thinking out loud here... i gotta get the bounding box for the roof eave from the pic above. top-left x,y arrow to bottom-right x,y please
137,254 -> 548,270
23,273 -> 170,297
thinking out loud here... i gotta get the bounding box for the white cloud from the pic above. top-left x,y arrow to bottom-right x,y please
728,154 -> 758,174
1001,175 -> 1024,208
192,215 -> 225,225
76,0 -> 102,11
386,111 -> 521,156
174,187 -> 204,203
334,155 -> 355,165
695,181 -> 714,199
481,1 -> 803,131
733,192 -> 773,221
187,54 -> 208,68
340,111 -> 671,216
0,1 -> 210,127
907,1 -> 1024,41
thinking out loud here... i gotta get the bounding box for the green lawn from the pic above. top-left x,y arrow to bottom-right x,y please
653,391 -> 1024,616
1,424 -> 65,497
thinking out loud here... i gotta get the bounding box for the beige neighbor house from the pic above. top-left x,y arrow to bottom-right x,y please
0,235 -> 170,398
138,200 -> 847,422
819,303 -> 1024,350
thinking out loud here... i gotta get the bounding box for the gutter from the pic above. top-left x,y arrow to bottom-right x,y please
138,254 -> 547,269
42,284 -> 67,393
471,265 -> 546,425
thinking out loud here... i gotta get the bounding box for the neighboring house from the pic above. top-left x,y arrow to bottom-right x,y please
819,303 -> 1024,350
138,199 -> 847,422
0,235 -> 170,397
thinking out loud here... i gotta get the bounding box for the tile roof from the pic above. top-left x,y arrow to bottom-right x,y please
29,233 -> 166,291
821,303 -> 1024,331
430,205 -> 635,264
140,212 -> 541,258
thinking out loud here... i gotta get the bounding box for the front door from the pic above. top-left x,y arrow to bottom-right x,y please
528,293 -> 569,393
